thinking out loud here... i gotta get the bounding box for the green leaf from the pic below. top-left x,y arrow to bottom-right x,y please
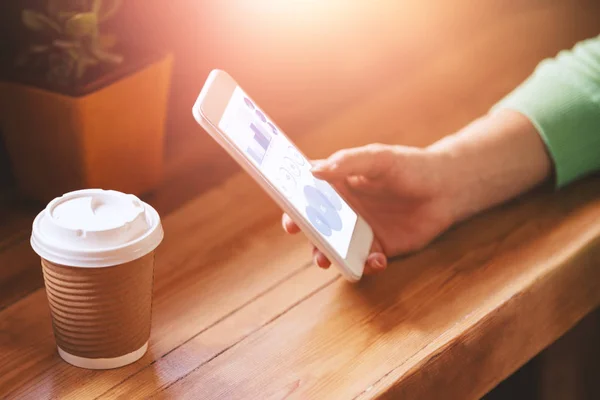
47,0 -> 62,19
66,48 -> 81,60
65,12 -> 98,38
98,0 -> 122,22
53,39 -> 79,49
57,11 -> 78,22
22,10 -> 44,30
22,9 -> 61,33
99,34 -> 117,49
91,47 -> 123,64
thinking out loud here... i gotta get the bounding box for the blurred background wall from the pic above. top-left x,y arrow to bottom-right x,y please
1,0 -> 599,196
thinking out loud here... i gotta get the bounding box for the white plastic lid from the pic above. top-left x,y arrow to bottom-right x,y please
31,189 -> 164,267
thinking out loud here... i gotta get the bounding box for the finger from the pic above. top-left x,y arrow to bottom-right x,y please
363,239 -> 387,275
363,252 -> 388,275
282,213 -> 301,234
345,175 -> 387,194
312,247 -> 331,269
311,144 -> 394,180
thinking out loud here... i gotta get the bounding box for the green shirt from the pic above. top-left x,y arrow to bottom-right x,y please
494,35 -> 600,188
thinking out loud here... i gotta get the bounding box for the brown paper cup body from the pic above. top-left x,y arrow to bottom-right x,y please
41,252 -> 155,369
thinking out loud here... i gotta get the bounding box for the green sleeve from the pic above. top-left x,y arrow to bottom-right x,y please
493,35 -> 600,188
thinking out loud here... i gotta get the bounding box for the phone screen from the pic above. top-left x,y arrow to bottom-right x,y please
218,86 -> 358,258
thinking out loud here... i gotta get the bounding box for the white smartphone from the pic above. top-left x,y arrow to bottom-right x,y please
192,70 -> 373,281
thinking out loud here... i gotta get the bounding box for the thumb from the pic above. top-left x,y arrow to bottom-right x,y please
311,144 -> 394,180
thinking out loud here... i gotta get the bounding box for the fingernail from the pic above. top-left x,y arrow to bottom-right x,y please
314,255 -> 325,268
371,255 -> 386,270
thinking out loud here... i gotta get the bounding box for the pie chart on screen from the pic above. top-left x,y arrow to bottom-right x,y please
314,179 -> 343,211
306,206 -> 332,237
303,185 -> 342,232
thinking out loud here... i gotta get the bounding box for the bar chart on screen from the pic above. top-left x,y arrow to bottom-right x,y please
219,85 -> 358,258
247,122 -> 272,165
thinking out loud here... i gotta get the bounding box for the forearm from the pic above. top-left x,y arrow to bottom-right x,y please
494,35 -> 600,187
428,36 -> 600,224
428,109 -> 552,223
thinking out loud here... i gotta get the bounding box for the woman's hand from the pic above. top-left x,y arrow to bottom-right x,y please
283,110 -> 552,275
282,143 -> 456,275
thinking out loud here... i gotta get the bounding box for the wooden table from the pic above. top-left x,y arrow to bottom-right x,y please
1,5 -> 600,399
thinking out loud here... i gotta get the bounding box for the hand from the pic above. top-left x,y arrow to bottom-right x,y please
282,143 -> 455,275
283,110 -> 551,276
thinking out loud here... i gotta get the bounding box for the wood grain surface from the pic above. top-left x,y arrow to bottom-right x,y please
1,0 -> 598,311
0,1 -> 599,399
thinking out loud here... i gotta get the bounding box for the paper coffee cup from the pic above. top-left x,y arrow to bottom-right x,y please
31,189 -> 163,369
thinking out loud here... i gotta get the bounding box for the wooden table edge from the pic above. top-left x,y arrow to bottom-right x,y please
371,232 -> 600,399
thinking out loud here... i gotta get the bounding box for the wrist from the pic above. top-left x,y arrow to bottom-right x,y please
425,133 -> 483,224
426,110 -> 552,223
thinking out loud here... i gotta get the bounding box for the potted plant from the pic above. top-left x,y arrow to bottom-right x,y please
0,0 -> 173,202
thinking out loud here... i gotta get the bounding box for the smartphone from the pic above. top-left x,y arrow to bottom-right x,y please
192,70 -> 373,281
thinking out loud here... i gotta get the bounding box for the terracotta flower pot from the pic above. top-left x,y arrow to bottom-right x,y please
0,53 -> 173,203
